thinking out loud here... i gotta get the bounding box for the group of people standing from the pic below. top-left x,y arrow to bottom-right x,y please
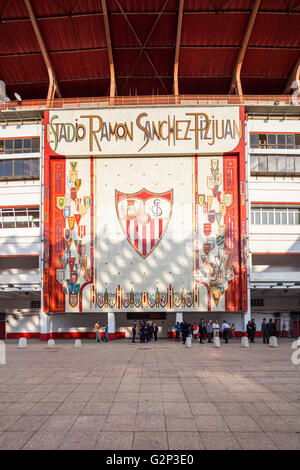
174,319 -> 235,344
247,318 -> 277,344
94,320 -> 109,342
132,321 -> 159,343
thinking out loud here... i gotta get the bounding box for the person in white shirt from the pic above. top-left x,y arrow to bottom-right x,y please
212,321 -> 220,337
222,320 -> 231,343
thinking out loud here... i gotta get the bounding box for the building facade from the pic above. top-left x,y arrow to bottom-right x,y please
0,102 -> 299,339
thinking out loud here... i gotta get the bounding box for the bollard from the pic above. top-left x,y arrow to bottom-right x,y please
241,336 -> 249,348
269,336 -> 278,348
74,339 -> 81,348
48,339 -> 55,348
0,340 -> 5,364
18,337 -> 27,349
185,336 -> 192,348
214,336 -> 220,348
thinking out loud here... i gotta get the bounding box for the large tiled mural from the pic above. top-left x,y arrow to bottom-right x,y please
43,107 -> 247,313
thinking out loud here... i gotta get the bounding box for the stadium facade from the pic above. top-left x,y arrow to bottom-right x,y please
0,0 -> 299,340
0,100 -> 299,340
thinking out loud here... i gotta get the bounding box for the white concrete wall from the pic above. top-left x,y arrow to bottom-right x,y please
6,314 -> 40,334
0,123 -> 42,288
247,118 -> 300,283
48,311 -> 245,336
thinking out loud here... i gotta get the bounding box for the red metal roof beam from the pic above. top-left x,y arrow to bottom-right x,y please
174,0 -> 184,103
283,55 -> 300,96
23,0 -> 62,101
229,0 -> 261,98
101,0 -> 117,101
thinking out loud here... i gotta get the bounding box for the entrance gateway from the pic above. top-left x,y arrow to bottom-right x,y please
42,105 -> 247,339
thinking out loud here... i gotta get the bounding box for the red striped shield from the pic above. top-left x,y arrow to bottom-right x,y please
115,188 -> 173,259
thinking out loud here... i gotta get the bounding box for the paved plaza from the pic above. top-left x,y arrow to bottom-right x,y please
0,338 -> 299,450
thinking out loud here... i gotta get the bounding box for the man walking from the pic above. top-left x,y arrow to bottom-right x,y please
94,320 -> 102,343
222,320 -> 231,343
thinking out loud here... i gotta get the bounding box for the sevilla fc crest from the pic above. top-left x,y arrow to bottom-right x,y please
115,188 -> 173,259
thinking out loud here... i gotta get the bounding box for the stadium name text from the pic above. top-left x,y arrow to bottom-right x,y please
47,112 -> 242,153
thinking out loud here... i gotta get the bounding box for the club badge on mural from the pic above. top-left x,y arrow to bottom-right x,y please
115,188 -> 173,258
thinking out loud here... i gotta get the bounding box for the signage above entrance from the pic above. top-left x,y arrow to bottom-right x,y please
47,106 -> 242,157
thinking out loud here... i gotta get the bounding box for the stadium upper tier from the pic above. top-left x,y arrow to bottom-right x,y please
0,0 -> 299,100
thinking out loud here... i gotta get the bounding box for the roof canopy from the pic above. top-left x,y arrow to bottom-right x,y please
0,0 -> 299,99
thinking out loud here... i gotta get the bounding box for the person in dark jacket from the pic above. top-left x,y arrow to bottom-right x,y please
181,321 -> 188,344
222,320 -> 231,343
150,322 -> 154,340
152,323 -> 158,341
199,319 -> 206,344
140,321 -> 146,343
267,318 -> 277,337
261,318 -> 269,344
132,321 -> 137,343
145,321 -> 151,343
249,319 -> 256,343
246,321 -> 252,340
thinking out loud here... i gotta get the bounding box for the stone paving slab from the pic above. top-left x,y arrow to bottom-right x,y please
0,338 -> 299,450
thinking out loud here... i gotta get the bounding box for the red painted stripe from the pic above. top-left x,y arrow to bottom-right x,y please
159,218 -> 163,238
127,219 -> 130,239
252,201 -> 300,205
134,220 -> 138,249
142,223 -> 147,256
150,219 -> 155,249
0,205 -> 39,209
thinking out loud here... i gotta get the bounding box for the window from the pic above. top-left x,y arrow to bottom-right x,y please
0,207 -> 40,229
250,155 -> 300,176
250,134 -> 259,148
251,206 -> 300,225
31,300 -> 41,309
251,299 -> 264,307
258,134 -> 267,148
0,158 -> 39,180
250,133 -> 300,149
0,160 -> 13,177
0,137 -> 40,155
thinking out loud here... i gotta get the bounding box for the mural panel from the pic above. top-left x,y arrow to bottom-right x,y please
43,107 -> 247,313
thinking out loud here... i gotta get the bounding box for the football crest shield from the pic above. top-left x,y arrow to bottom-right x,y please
198,194 -> 205,206
69,293 -> 78,308
160,292 -> 168,307
225,193 -> 233,207
78,225 -> 86,239
56,197 -> 66,210
204,223 -> 211,236
68,216 -> 75,230
56,269 -> 65,284
115,188 -> 173,258
97,293 -> 105,308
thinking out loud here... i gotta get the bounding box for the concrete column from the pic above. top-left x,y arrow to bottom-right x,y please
107,312 -> 116,341
40,311 -> 50,341
176,312 -> 183,324
243,117 -> 251,334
